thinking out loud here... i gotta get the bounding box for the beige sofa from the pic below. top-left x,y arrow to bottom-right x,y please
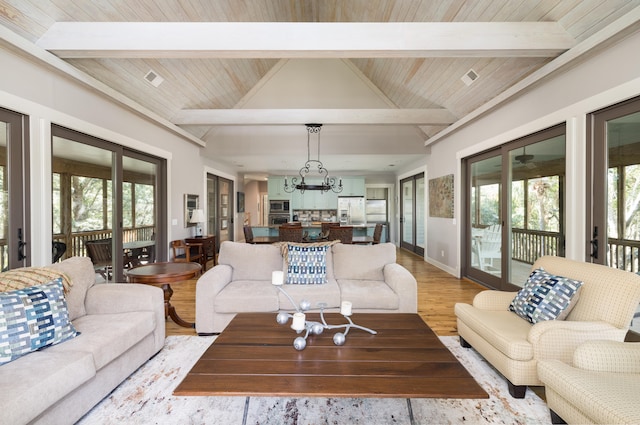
0,257 -> 165,425
538,340 -> 640,424
454,256 -> 640,398
196,241 -> 417,334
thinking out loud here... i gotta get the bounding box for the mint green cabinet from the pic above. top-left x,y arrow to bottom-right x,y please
339,177 -> 366,197
267,176 -> 291,200
291,182 -> 338,209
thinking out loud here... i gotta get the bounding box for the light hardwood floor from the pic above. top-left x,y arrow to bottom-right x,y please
164,248 -> 486,337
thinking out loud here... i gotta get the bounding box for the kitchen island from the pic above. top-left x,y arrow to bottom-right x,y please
249,223 -> 386,241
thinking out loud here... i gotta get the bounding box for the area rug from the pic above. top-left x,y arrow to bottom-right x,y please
77,336 -> 551,425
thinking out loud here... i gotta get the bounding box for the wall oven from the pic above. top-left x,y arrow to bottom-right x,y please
269,214 -> 290,225
269,200 -> 290,213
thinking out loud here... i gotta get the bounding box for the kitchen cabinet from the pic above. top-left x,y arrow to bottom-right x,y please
340,177 -> 366,197
267,176 -> 291,200
291,182 -> 338,209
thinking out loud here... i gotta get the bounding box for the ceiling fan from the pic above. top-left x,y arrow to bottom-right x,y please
515,146 -> 536,168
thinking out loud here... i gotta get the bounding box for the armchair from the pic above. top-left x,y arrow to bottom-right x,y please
454,255 -> 640,398
538,340 -> 640,424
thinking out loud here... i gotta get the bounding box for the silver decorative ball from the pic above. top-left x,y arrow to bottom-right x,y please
333,332 -> 346,346
311,323 -> 324,335
299,299 -> 311,311
293,336 -> 307,351
276,312 -> 289,325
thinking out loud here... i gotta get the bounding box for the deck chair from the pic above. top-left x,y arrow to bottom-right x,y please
478,224 -> 501,271
85,238 -> 113,281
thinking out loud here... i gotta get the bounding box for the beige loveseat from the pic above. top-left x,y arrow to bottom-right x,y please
0,257 -> 165,425
454,256 -> 640,398
538,340 -> 640,424
196,241 -> 417,334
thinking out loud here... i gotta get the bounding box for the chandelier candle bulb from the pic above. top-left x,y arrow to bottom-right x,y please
291,312 -> 306,332
341,301 -> 352,316
271,271 -> 284,286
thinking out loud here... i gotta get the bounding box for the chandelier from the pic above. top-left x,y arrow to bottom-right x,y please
283,124 -> 343,194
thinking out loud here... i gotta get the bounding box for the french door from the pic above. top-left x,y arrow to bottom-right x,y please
0,107 -> 29,270
207,173 -> 234,252
400,173 -> 424,256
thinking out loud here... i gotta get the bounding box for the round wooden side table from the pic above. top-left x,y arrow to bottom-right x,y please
127,262 -> 201,328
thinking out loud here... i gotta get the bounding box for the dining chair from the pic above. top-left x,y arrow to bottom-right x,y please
170,240 -> 204,266
279,225 -> 303,243
373,223 -> 383,244
243,225 -> 254,243
328,226 -> 353,244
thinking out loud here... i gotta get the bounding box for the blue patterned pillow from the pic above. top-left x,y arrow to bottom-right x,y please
509,268 -> 583,324
0,278 -> 79,365
286,245 -> 329,284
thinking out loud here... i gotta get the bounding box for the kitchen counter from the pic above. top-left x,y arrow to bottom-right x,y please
249,223 -> 383,239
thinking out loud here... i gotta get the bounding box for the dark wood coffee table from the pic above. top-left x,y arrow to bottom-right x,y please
174,313 -> 488,399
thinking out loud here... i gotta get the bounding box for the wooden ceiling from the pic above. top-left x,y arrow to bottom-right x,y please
1,0 -> 639,176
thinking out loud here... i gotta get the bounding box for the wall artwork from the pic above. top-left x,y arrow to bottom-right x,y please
429,174 -> 454,218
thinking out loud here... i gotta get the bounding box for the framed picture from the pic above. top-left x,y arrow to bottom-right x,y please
237,192 -> 245,213
184,194 -> 199,227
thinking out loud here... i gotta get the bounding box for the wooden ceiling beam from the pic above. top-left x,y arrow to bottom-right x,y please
172,108 -> 456,125
37,22 -> 575,59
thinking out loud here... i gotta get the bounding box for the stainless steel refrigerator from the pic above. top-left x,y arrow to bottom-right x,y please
366,199 -> 387,223
338,196 -> 366,225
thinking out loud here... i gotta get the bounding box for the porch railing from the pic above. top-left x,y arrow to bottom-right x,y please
607,238 -> 640,273
511,228 -> 560,265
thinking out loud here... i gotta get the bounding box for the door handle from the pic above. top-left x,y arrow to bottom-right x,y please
590,226 -> 598,259
17,228 -> 27,261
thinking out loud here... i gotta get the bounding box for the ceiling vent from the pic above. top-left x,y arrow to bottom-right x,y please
461,69 -> 479,86
144,70 -> 164,87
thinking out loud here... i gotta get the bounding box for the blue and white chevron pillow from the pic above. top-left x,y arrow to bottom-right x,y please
509,268 -> 583,324
0,278 -> 79,365
286,245 -> 329,284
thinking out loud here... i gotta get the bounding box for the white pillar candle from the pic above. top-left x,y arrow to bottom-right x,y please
291,312 -> 306,332
341,301 -> 352,316
271,270 -> 284,286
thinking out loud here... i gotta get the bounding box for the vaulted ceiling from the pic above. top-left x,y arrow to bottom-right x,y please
1,0 -> 639,178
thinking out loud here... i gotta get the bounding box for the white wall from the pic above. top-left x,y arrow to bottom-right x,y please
425,30 -> 640,277
0,46 -> 219,265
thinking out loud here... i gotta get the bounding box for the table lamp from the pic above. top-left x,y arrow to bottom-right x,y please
189,209 -> 205,237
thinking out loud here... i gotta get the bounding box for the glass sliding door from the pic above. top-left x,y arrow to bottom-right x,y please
0,107 -> 29,270
589,96 -> 640,271
465,124 -> 566,290
52,125 -> 166,281
400,173 -> 424,256
466,152 -> 502,288
207,173 -> 234,252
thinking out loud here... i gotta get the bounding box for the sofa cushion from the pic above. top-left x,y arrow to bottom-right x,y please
279,279 -> 341,310
455,303 -> 534,361
286,244 -> 329,284
338,279 -> 399,310
509,268 -> 583,324
0,279 -> 79,365
332,243 -> 396,281
218,241 -> 283,281
215,280 -> 279,313
48,256 -> 97,321
0,349 -> 95,425
46,310 -> 155,370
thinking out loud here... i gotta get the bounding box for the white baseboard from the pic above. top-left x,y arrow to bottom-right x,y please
425,256 -> 458,277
